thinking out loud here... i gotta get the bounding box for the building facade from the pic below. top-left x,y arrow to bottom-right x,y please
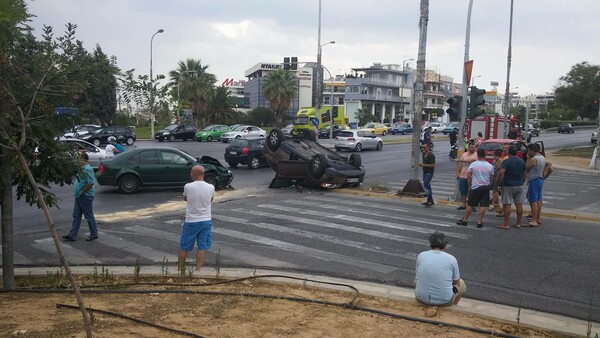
423,70 -> 453,122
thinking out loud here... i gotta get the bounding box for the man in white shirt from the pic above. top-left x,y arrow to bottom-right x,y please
456,148 -> 494,228
178,165 -> 215,272
415,231 -> 466,306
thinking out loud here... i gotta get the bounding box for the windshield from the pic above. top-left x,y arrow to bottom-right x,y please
232,125 -> 247,131
165,125 -> 179,131
293,116 -> 309,125
202,126 -> 216,131
230,139 -> 249,147
92,128 -> 105,134
364,123 -> 375,128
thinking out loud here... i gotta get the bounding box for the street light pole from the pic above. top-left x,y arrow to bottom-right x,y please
150,28 -> 164,139
321,65 -> 335,139
502,0 -> 514,138
400,58 -> 414,119
471,75 -> 481,86
316,40 -> 335,112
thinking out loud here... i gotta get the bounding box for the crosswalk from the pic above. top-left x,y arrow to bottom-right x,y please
4,193 -> 480,273
386,169 -> 600,210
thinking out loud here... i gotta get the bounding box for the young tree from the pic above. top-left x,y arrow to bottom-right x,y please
262,68 -> 297,128
205,86 -> 243,125
554,61 -> 600,119
0,3 -> 93,335
120,70 -> 171,125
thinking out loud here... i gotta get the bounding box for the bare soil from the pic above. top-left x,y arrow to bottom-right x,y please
0,275 -> 573,337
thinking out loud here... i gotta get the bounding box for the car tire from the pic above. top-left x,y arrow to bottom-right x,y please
382,130 -> 387,136
204,172 -> 219,189
355,143 -> 362,152
92,139 -> 101,147
118,175 -> 140,194
267,129 -> 285,152
168,135 -> 176,142
349,153 -> 362,168
126,137 -> 135,146
157,139 -> 163,142
391,132 -> 396,135
197,138 -> 202,142
207,136 -> 213,142
248,156 -> 261,169
228,162 -> 238,168
308,154 -> 327,179
376,141 -> 383,151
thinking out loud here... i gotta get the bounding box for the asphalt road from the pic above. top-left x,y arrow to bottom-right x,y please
2,128 -> 599,322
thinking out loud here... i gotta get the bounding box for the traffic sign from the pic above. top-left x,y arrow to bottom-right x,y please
55,107 -> 78,116
311,117 -> 319,127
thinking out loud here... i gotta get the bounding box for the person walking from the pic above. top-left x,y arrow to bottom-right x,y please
415,231 -> 467,306
448,127 -> 458,159
63,153 -> 98,241
456,148 -> 494,228
524,144 -> 553,227
418,143 -> 435,207
178,165 -> 215,272
496,145 -> 527,229
455,141 -> 478,210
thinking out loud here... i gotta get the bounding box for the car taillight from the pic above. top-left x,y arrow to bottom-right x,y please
335,137 -> 339,140
99,163 -> 105,173
242,147 -> 249,155
348,137 -> 355,141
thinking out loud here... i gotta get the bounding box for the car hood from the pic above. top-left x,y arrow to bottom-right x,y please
199,155 -> 226,168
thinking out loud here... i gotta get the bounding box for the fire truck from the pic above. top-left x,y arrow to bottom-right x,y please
463,115 -> 522,141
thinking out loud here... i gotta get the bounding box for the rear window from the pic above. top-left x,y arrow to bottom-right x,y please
230,139 -> 249,147
337,131 -> 354,138
478,143 -> 502,152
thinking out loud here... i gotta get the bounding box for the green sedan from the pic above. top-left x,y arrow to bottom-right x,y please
96,147 -> 233,193
195,124 -> 230,142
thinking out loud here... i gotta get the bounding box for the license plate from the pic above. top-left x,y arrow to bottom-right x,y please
229,151 -> 238,155
347,178 -> 359,183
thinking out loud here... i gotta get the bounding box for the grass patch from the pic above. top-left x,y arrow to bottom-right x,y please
554,146 -> 595,158
368,183 -> 390,192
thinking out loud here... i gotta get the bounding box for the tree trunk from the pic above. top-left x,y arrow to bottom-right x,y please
1,146 -> 15,289
14,150 -> 93,337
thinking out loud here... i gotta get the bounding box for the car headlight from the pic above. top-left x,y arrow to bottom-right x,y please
227,170 -> 232,174
163,132 -> 170,135
81,135 -> 90,139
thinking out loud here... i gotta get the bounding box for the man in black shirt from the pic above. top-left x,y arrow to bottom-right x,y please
418,143 -> 436,207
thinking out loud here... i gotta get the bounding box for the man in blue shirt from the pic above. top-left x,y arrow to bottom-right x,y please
497,145 -> 527,229
63,153 -> 99,241
415,232 -> 466,306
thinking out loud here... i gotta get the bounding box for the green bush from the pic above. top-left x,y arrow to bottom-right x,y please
540,120 -> 598,129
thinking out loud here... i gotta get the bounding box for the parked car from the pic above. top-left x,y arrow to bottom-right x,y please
391,124 -> 413,135
422,122 -> 445,133
80,126 -> 136,146
58,138 -> 106,170
442,122 -> 460,134
220,125 -> 266,143
96,147 -> 233,193
318,124 -> 348,139
592,128 -> 598,144
558,123 -> 575,134
334,130 -> 384,152
262,129 -> 365,189
281,124 -> 294,136
522,123 -> 540,137
224,137 -> 268,169
359,122 -> 388,136
62,124 -> 101,139
383,123 -> 393,134
195,124 -> 230,142
154,124 -> 197,142
478,139 -> 545,164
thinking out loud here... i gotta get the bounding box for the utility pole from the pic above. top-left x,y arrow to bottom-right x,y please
401,0 -> 429,195
459,0 -> 474,145
502,0 -> 514,138
315,0 -> 322,110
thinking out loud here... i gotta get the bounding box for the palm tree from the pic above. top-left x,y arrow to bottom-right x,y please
262,68 -> 297,128
205,86 -> 243,125
169,59 -> 216,127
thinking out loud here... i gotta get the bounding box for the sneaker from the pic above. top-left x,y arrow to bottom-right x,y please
456,206 -> 466,210
62,235 -> 75,242
85,236 -> 98,242
456,219 -> 467,226
477,223 -> 484,228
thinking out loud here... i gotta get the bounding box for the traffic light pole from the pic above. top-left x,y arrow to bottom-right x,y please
459,0 -> 474,145
592,101 -> 600,170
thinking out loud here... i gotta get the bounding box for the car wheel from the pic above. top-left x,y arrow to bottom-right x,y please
267,129 -> 285,151
376,141 -> 383,151
391,132 -> 396,135
92,139 -> 101,147
157,139 -> 163,142
126,137 -> 135,146
197,137 -> 202,142
204,173 -> 219,189
168,135 -> 176,142
308,154 -> 327,179
228,162 -> 238,168
349,153 -> 362,168
355,143 -> 362,152
207,136 -> 213,142
572,130 -> 575,134
248,156 -> 261,169
382,130 -> 387,136
118,175 -> 140,194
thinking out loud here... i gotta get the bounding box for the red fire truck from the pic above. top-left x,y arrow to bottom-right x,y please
463,115 -> 522,141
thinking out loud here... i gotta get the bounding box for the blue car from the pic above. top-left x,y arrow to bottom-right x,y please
391,124 -> 413,135
443,122 -> 460,134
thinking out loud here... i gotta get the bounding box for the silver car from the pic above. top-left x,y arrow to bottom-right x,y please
59,138 -> 106,170
333,130 -> 384,152
592,128 -> 598,144
220,125 -> 266,143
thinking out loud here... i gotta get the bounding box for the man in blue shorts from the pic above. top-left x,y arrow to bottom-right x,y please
525,143 -> 553,227
178,165 -> 215,272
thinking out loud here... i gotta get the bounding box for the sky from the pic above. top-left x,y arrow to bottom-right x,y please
26,0 -> 600,96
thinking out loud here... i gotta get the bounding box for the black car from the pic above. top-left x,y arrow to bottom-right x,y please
155,124 -> 197,142
81,126 -> 136,146
224,138 -> 268,169
318,124 -> 348,139
96,147 -> 233,193
262,128 -> 365,189
557,123 -> 575,134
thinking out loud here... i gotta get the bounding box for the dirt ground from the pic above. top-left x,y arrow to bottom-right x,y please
0,275 -> 574,338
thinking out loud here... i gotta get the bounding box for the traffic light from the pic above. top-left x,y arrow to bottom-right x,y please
468,86 -> 486,118
283,57 -> 290,70
446,96 -> 462,121
593,98 -> 599,112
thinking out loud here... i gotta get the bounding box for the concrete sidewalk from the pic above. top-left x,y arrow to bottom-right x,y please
9,266 -> 598,337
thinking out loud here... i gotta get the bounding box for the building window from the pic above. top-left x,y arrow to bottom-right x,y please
338,97 -> 344,104
387,89 -> 392,98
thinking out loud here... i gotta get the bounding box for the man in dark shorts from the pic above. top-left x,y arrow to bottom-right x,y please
456,148 -> 494,228
418,143 -> 435,207
497,145 -> 527,229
